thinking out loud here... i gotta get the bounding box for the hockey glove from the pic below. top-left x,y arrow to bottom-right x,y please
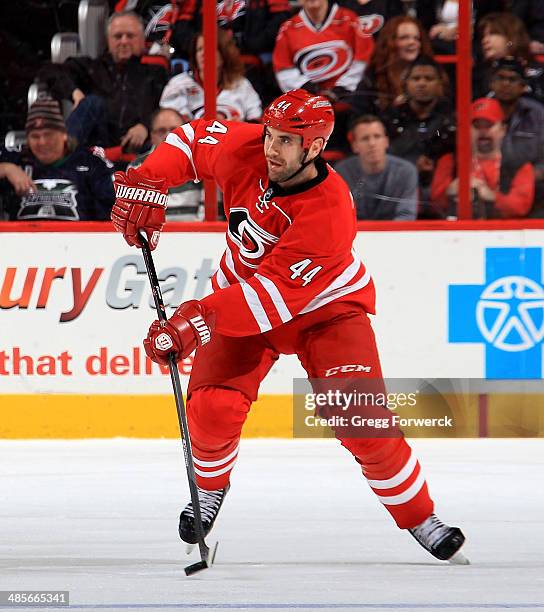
111,167 -> 168,250
144,300 -> 215,365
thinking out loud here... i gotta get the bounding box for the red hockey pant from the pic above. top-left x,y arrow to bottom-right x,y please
186,302 -> 433,529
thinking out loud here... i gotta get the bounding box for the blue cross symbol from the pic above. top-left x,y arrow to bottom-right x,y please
449,248 -> 544,379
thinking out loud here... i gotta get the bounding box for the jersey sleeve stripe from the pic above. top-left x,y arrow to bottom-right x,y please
299,253 -> 370,314
181,123 -> 195,143
301,268 -> 371,314
165,132 -> 199,180
254,273 -> 293,323
216,266 -> 230,289
225,246 -> 246,283
240,282 -> 273,332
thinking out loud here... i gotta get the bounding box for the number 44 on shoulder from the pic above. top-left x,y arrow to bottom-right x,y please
198,121 -> 228,145
289,259 -> 322,286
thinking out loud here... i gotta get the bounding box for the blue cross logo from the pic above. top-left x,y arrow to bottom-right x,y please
449,248 -> 544,379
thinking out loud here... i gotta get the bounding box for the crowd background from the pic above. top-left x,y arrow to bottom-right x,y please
1,0 -> 544,220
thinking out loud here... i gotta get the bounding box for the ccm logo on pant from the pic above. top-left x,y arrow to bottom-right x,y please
115,185 -> 168,206
190,315 -> 212,345
325,364 -> 372,376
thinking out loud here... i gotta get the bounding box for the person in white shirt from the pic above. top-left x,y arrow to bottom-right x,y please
159,29 -> 262,122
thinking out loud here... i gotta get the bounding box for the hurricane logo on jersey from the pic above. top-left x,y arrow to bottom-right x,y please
358,14 -> 384,35
217,0 -> 246,25
228,207 -> 279,269
294,41 -> 353,83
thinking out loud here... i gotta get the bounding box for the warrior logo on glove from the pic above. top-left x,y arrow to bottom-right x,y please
155,332 -> 174,351
111,167 -> 168,251
189,315 -> 212,344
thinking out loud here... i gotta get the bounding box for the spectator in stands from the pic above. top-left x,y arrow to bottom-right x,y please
0,99 -> 115,221
335,115 -> 418,220
273,0 -> 374,153
511,1 -> 544,56
348,15 -> 434,117
490,57 -> 544,215
337,0 -> 403,38
416,0 -> 458,55
129,108 -> 203,221
383,55 -> 455,217
431,98 -> 535,219
170,0 -> 291,106
171,0 -> 291,60
160,30 -> 262,122
473,12 -> 544,104
38,11 -> 168,156
274,0 -> 373,97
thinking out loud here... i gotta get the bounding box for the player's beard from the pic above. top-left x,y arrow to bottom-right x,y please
266,154 -> 305,184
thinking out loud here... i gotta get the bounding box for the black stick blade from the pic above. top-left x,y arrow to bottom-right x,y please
184,560 -> 210,576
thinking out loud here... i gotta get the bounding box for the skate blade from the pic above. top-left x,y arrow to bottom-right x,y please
448,550 -> 470,565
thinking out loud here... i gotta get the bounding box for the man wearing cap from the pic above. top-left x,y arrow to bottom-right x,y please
490,57 -> 544,215
0,99 -> 115,220
430,97 -> 535,218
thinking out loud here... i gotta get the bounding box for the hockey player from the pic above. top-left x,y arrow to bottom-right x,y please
111,88 -> 467,563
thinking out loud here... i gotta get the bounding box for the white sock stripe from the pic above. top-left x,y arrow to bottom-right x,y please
254,273 -> 292,323
366,452 -> 418,490
193,446 -> 239,468
194,458 -> 237,478
374,471 -> 426,506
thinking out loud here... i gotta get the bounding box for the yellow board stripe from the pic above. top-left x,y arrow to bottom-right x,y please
0,395 -> 293,439
1,394 -> 543,438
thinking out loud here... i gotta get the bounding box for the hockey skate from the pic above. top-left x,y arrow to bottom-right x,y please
179,485 -> 229,545
409,514 -> 469,564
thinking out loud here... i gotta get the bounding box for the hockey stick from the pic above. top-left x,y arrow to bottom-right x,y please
139,232 -> 218,576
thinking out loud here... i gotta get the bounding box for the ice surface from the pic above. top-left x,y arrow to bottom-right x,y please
1,438 -> 543,611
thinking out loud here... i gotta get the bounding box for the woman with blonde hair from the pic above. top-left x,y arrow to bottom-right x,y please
159,29 -> 262,122
349,15 -> 434,116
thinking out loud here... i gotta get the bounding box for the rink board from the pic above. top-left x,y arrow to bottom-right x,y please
1,225 -> 544,437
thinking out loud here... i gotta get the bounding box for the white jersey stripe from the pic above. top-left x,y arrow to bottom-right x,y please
240,283 -> 272,332
181,123 -> 195,143
194,458 -> 238,478
215,267 -> 230,289
165,132 -> 199,180
300,252 -> 370,314
374,471 -> 426,506
366,453 -> 418,490
225,247 -> 245,283
193,445 -> 239,468
301,270 -> 371,314
254,273 -> 292,323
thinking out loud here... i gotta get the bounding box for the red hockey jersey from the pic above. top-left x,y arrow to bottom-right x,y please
273,3 -> 374,93
138,119 -> 376,337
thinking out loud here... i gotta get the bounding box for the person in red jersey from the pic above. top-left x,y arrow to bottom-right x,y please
110,89 -> 467,563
